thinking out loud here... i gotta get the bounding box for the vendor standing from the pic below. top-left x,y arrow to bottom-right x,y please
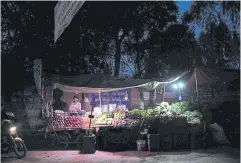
69,95 -> 85,116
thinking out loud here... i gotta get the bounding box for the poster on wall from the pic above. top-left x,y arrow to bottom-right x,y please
91,89 -> 131,110
143,92 -> 156,100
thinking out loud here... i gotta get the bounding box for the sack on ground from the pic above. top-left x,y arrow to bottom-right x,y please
209,122 -> 230,145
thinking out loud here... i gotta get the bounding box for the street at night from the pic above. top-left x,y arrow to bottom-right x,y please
1,1 -> 240,163
1,147 -> 240,163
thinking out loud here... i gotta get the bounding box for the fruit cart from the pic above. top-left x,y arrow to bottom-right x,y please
45,110 -> 96,149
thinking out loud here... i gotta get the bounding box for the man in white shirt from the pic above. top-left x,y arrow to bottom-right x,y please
69,95 -> 85,116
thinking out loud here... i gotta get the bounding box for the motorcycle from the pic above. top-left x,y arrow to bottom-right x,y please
1,112 -> 27,158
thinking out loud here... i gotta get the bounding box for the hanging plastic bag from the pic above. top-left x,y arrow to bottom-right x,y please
209,122 -> 231,145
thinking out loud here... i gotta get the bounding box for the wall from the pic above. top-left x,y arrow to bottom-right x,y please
6,86 -> 44,132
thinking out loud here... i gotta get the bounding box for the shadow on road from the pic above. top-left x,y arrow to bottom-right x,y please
1,152 -> 19,162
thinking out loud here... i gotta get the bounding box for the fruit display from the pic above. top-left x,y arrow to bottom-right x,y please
81,118 -> 96,129
65,116 -> 84,128
49,102 -> 202,131
52,114 -> 65,128
50,114 -> 96,130
114,113 -> 125,119
96,113 -> 113,125
96,118 -> 113,125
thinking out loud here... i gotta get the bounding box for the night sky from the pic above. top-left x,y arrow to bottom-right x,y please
176,1 -> 201,38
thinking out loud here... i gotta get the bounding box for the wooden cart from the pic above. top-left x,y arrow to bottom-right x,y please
45,113 -> 96,149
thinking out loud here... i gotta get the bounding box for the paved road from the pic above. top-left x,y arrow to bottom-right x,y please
1,147 -> 240,163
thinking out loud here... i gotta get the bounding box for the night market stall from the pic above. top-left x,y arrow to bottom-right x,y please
41,73 -> 158,149
41,72 -> 205,151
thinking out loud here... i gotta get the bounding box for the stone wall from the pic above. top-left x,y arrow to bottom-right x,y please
6,86 -> 44,132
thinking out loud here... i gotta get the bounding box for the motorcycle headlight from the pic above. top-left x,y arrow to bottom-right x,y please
9,126 -> 17,134
10,126 -> 16,132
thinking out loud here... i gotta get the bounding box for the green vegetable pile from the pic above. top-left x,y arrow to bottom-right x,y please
170,101 -> 188,114
96,101 -> 203,126
114,113 -> 125,119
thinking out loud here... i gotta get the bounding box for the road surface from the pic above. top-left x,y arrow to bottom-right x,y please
1,147 -> 240,163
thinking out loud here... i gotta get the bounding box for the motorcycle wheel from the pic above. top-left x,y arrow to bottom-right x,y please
13,140 -> 27,159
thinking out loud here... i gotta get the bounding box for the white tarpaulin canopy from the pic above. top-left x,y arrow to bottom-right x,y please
51,71 -> 188,93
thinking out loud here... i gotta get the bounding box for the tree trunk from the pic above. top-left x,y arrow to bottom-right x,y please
135,44 -> 141,78
114,39 -> 122,77
148,90 -> 155,107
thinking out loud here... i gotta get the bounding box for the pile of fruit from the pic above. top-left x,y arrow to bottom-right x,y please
114,113 -> 125,119
65,116 -> 84,128
51,114 -> 96,129
81,118 -> 96,129
52,114 -> 65,128
96,113 -> 113,125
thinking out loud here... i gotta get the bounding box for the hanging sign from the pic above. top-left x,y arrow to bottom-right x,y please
54,1 -> 85,42
92,89 -> 131,109
143,92 -> 156,100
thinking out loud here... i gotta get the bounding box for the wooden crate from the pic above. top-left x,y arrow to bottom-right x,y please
173,133 -> 189,149
190,132 -> 205,149
160,133 -> 172,150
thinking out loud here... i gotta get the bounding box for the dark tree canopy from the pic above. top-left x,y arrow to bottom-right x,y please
1,1 -> 240,98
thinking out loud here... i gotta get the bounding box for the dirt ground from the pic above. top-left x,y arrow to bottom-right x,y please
1,146 -> 240,163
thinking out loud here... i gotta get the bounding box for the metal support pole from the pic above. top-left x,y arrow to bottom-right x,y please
194,68 -> 199,110
162,85 -> 165,102
98,91 -> 102,108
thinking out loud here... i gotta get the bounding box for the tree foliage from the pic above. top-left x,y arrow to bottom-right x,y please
182,1 -> 240,69
2,1 -> 238,98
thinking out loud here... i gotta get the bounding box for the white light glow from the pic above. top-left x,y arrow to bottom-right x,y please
173,84 -> 178,89
9,126 -> 16,132
178,82 -> 184,88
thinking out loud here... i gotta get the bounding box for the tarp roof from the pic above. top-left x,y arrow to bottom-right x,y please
188,67 -> 240,86
51,71 -> 188,93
